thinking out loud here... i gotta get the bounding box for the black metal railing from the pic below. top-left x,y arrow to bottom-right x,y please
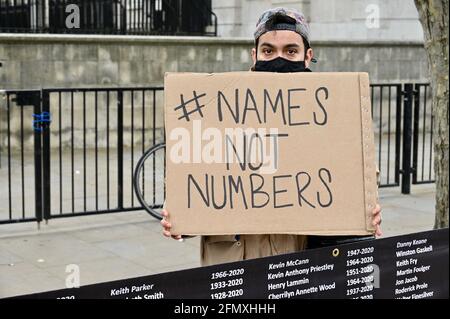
0,0 -> 217,36
0,87 -> 165,224
46,88 -> 166,221
0,90 -> 41,224
370,84 -> 402,188
412,83 -> 435,185
0,83 -> 435,225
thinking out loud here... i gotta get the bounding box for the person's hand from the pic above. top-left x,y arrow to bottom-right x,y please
372,203 -> 382,237
160,209 -> 183,240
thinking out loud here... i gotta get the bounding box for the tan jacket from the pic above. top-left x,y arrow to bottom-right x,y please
201,234 -> 308,266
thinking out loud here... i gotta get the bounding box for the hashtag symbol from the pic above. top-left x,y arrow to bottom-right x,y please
173,91 -> 207,122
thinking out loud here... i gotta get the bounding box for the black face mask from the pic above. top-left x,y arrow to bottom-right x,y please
254,57 -> 311,73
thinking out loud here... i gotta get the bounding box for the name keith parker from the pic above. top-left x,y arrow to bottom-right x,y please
110,284 -> 163,298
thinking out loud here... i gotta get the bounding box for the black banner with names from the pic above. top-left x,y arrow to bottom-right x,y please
12,229 -> 449,299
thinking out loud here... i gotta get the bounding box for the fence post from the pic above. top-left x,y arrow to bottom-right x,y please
401,84 -> 414,194
117,90 -> 124,209
395,84 -> 402,185
32,93 -> 43,227
42,90 -> 51,223
412,84 -> 420,184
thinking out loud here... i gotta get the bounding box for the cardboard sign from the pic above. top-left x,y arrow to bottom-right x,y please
164,72 -> 377,236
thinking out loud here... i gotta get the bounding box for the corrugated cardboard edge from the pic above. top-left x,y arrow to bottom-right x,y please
358,72 -> 377,233
180,230 -> 376,236
163,72 -> 171,225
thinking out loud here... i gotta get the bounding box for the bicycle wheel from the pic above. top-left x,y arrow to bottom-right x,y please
133,142 -> 166,220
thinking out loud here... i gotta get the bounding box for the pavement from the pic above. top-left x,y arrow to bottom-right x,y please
0,183 -> 437,298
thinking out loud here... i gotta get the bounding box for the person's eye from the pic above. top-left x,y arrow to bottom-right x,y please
263,48 -> 272,55
287,49 -> 298,55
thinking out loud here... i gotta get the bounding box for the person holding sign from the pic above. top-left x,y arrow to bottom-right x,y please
161,7 -> 382,266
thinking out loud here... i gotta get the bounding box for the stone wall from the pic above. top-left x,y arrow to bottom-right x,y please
0,34 -> 430,151
212,0 -> 424,41
0,34 -> 428,90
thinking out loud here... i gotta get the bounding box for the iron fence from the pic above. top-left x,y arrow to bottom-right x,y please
0,0 -> 217,36
0,83 -> 435,225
